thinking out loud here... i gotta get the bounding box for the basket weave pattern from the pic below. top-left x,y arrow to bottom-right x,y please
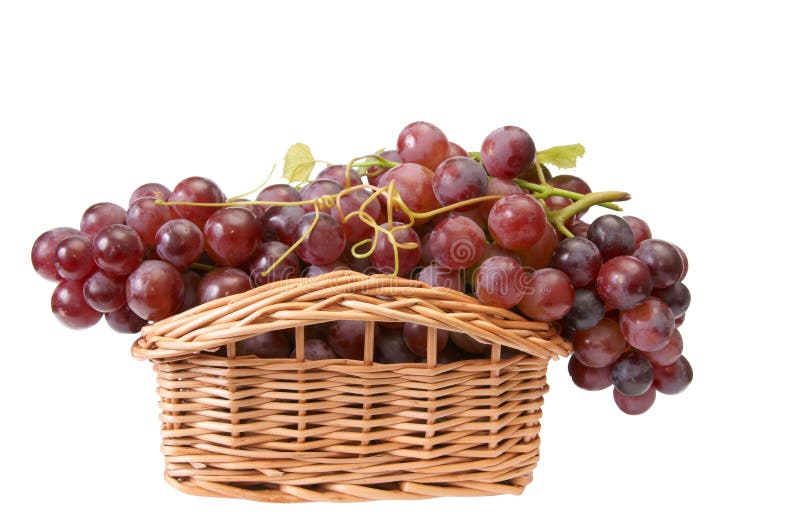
133,271 -> 570,502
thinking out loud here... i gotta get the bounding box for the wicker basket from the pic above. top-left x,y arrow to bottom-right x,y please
132,270 -> 571,502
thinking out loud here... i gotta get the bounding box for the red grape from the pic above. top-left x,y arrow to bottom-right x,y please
315,164 -> 360,188
126,260 -> 184,321
619,297 -> 675,352
369,222 -> 422,276
247,241 -> 300,285
32,227 -> 81,282
129,183 -> 171,205
549,236 -> 602,288
54,235 -> 95,280
396,121 -> 449,170
105,304 -> 148,334
611,352 -> 654,396
549,174 -> 591,196
561,289 -> 605,331
478,177 -> 523,219
83,270 -> 127,312
517,268 -> 575,322
623,215 -> 652,248
403,322 -> 448,357
480,125 -> 536,179
653,356 -> 693,394
51,279 -> 102,329
432,156 -> 488,209
641,329 -> 683,367
417,264 -> 464,291
262,205 -> 305,244
203,207 -> 261,266
300,179 -> 342,213
488,193 -> 547,251
92,224 -> 144,276
596,256 -> 653,310
197,267 -> 252,304
237,331 -> 291,359
378,162 -> 441,215
168,176 -> 225,228
80,202 -> 127,239
587,215 -> 635,260
303,261 -> 350,278
446,141 -> 468,158
652,282 -> 691,318
517,223 -> 558,269
298,338 -> 337,361
633,239 -> 684,288
473,255 -> 526,309
428,215 -> 486,270
614,386 -> 656,415
375,327 -> 418,363
450,331 -> 490,354
328,320 -> 377,360
366,150 -> 402,186
126,197 -> 172,246
672,244 -> 689,280
177,270 -> 201,312
568,356 -> 612,391
295,212 -> 346,266
155,218 -> 205,270
572,318 -> 627,368
334,188 -> 381,243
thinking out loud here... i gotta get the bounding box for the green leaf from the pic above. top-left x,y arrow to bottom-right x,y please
282,143 -> 316,183
536,143 -> 586,169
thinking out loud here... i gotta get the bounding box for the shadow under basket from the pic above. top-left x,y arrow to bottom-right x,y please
132,270 -> 571,503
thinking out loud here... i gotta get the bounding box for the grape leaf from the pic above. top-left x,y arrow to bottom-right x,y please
282,143 -> 316,183
536,143 -> 586,169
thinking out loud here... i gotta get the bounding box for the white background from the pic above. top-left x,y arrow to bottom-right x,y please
1,1 -> 797,531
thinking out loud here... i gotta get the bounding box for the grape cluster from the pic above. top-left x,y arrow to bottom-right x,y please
31,120 -> 692,415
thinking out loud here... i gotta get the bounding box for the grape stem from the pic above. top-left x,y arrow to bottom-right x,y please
548,190 -> 633,237
513,179 -> 627,211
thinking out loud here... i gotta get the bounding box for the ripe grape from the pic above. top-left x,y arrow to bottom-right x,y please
295,212 -> 346,266
83,270 -> 127,312
32,227 -> 82,282
568,356 -> 612,391
416,264 -> 464,291
403,322 -> 448,357
370,222 -> 422,276
432,156 -> 489,209
129,183 -> 171,205
315,164 -> 360,188
561,288 -> 605,331
300,179 -> 342,213
446,142 -> 468,158
517,268 -> 575,322
262,205 -> 305,244
544,195 -> 574,223
51,279 -> 102,329
396,121 -> 449,170
378,163 -> 441,214
256,183 -> 302,208
652,282 -> 691,318
549,236 -> 602,288
672,244 -> 689,280
517,224 -> 558,269
488,193 -> 547,251
203,207 -> 261,266
633,239 -> 684,288
653,356 -> 693,394
478,177 -> 523,219
299,338 -> 338,361
126,260 -> 184,321
428,215 -> 486,269
641,329 -> 683,367
196,267 -> 252,304
80,202 -> 127,238
237,331 -> 291,359
54,235 -> 95,280
567,219 -> 590,238
92,224 -> 144,276
480,125 -> 536,179
303,261 -> 349,278
375,327 -> 418,363
247,241 -> 300,285
614,386 -> 656,415
334,188 -> 381,243
473,255 -> 526,309
126,197 -> 172,246
549,174 -> 591,196
619,297 -> 675,352
177,270 -> 201,312
168,176 -> 225,228
366,150 -> 402,186
450,331 -> 490,354
623,216 -> 652,248
328,320 -> 376,360
611,352 -> 654,396
596,255 -> 653,310
587,215 -> 635,260
105,304 -> 148,333
572,318 -> 627,368
155,219 -> 205,270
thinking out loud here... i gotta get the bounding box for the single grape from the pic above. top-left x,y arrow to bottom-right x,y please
328,320 -> 378,360
416,264 -> 464,291
80,202 -> 127,239
304,322 -> 331,340
633,239 -> 684,288
83,270 -> 127,312
480,125 -> 536,179
262,205 -> 305,244
428,215 -> 486,270
572,318 -> 627,368
544,195 -> 572,215
155,218 -> 205,270
315,164 -> 360,188
129,183 -> 171,205
92,224 -> 144,276
197,267 -> 252,304
517,162 -> 552,183
446,142 -> 468,158
473,255 -> 526,309
295,212 -> 346,266
369,222 -> 422,276
230,198 -> 263,221
450,331 -> 490,354
366,150 -> 402,186
177,270 -> 201,312
653,355 -> 693,394
641,329 -> 683,367
652,282 -> 691,318
614,386 -> 656,415
378,162 -> 441,215
334,188 -> 382,243
203,207 -> 261,266
432,156 -> 489,210
303,261 -> 350,278
339,251 -> 372,274
32,227 -> 82,281
568,355 -> 612,391
567,219 -> 590,238
375,327 -> 418,364
300,179 -> 343,213
549,174 -> 591,195
596,255 -> 653,310
403,322 -> 448,357
587,215 -> 635,260
623,216 -> 652,248
561,289 -> 605,331
126,260 -> 184,321
237,331 -> 291,359
465,243 -> 520,286
247,241 -> 300,285
105,304 -> 148,334
478,177 -> 523,219
126,197 -> 172,246
396,121 -> 449,170
672,244 -> 689,280
674,314 -> 686,328
54,234 -> 95,280
256,183 -> 302,212
298,338 -> 338,361
168,176 -> 225,228
488,193 -> 547,251
611,352 -> 654,396
620,297 -> 675,352
549,236 -> 602,287
517,268 -> 575,322
51,279 -> 102,329
517,223 -> 558,269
